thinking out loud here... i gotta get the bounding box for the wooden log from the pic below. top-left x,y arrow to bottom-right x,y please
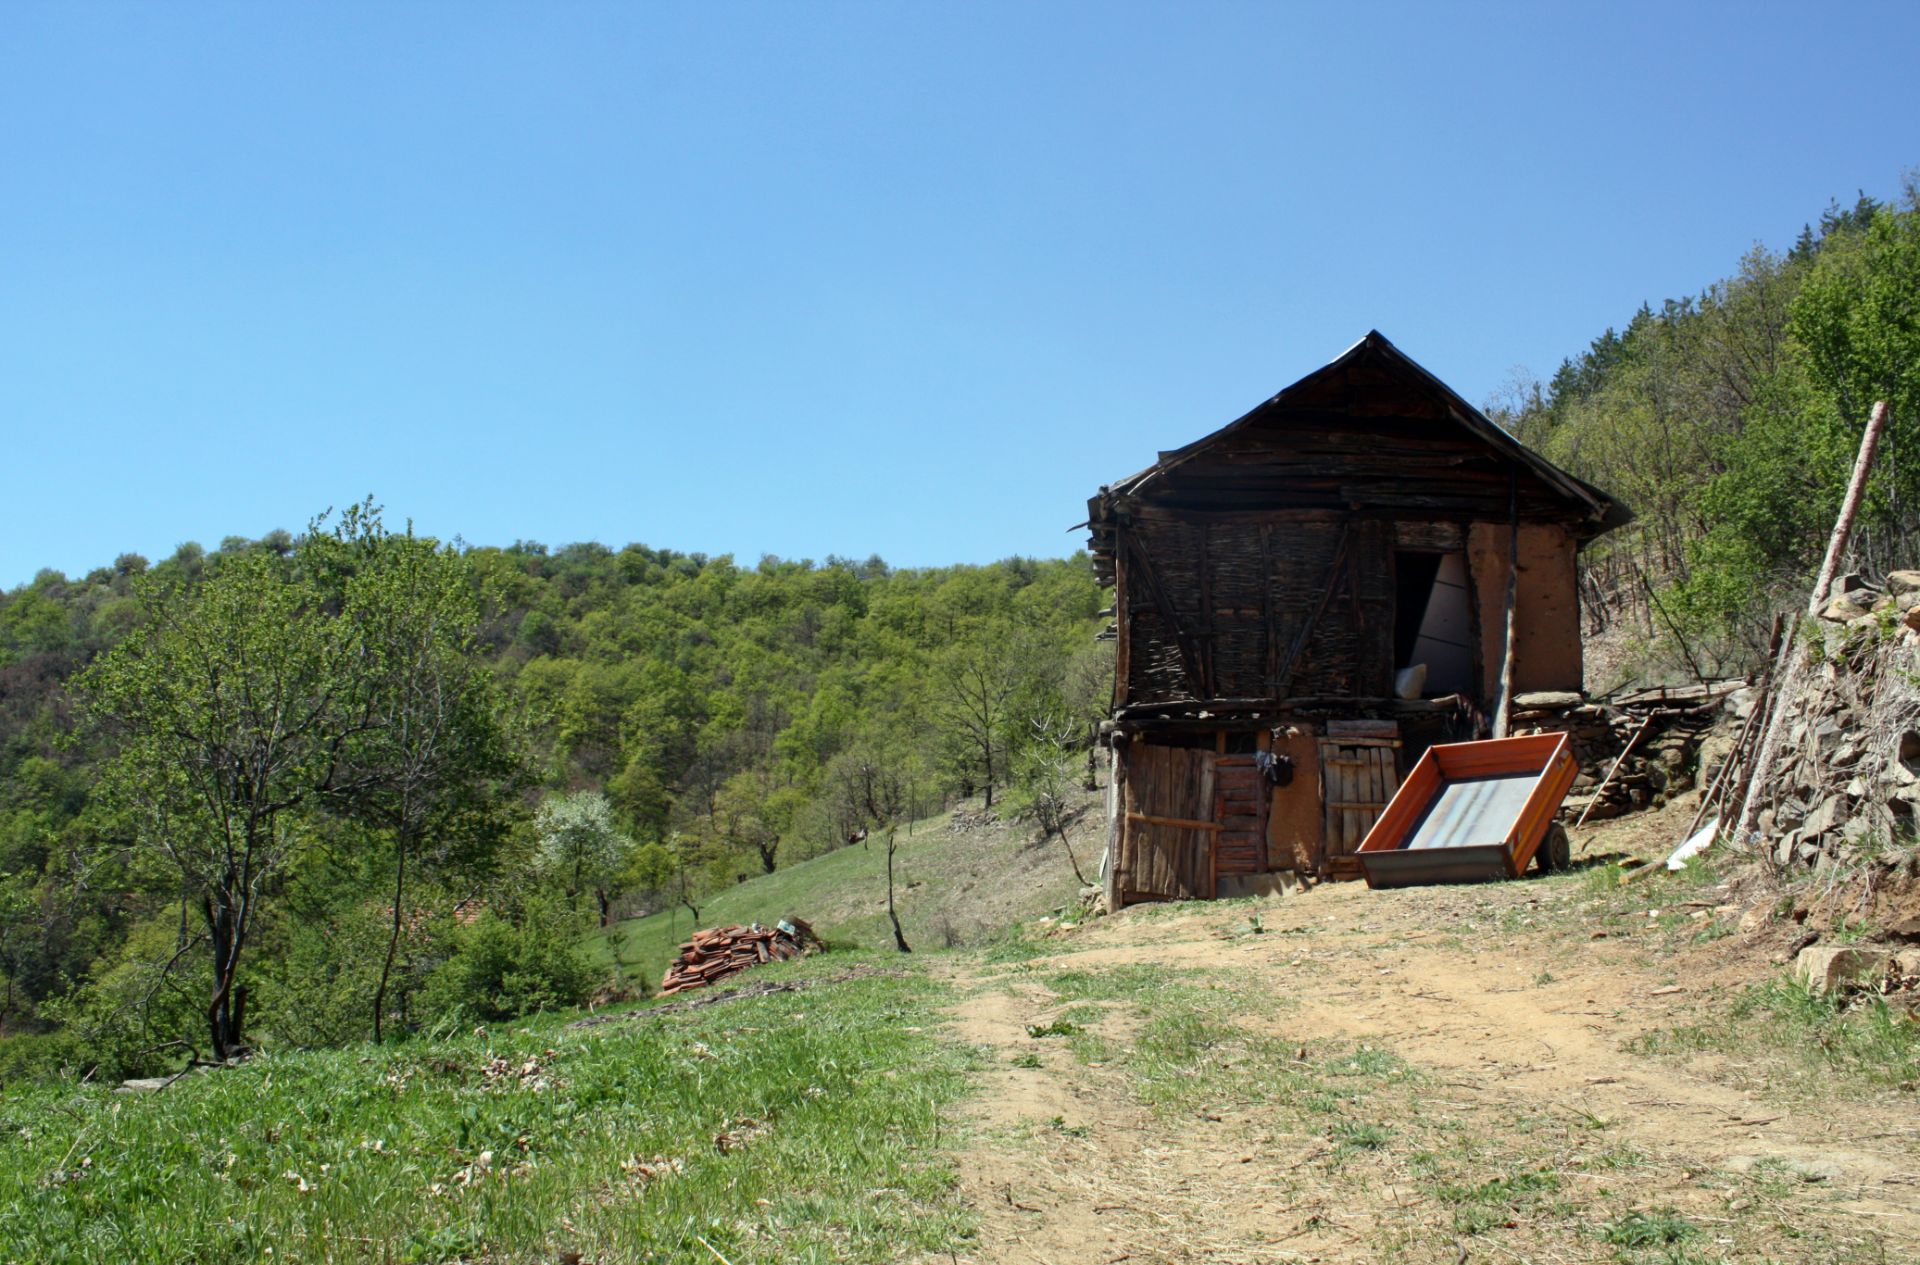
1736,401 -> 1890,847
1575,716 -> 1653,828
1104,739 -> 1127,911
1810,401 -> 1891,618
1491,476 -> 1520,739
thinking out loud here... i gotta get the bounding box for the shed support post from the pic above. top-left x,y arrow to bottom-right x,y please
1491,477 -> 1519,739
1103,736 -> 1128,912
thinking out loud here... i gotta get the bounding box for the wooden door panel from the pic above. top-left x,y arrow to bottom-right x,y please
1318,722 -> 1403,875
1211,756 -> 1269,876
1119,744 -> 1217,901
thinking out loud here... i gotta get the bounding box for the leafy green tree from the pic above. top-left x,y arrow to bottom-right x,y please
1789,197 -> 1920,566
77,549 -> 359,1060
0,876 -> 35,1025
317,510 -> 526,1041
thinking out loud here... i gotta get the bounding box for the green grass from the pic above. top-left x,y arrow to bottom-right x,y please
1036,964 -> 1415,1121
0,960 -> 974,1264
1630,974 -> 1920,1092
1435,1167 -> 1561,1235
583,798 -> 1086,989
1602,1208 -> 1699,1248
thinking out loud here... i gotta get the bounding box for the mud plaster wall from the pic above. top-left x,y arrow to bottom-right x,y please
1468,521 -> 1583,701
1262,727 -> 1323,871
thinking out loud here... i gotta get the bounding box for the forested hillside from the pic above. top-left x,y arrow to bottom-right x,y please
1493,179 -> 1920,675
0,515 -> 1105,1077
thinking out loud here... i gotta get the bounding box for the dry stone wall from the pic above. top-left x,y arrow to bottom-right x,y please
1749,571 -> 1920,869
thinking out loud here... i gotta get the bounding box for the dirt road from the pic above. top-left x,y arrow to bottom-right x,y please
942,814 -> 1919,1264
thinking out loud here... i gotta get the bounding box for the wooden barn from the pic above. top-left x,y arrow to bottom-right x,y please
1089,331 -> 1630,907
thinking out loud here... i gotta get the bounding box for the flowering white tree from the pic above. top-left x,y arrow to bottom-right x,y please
534,791 -> 634,925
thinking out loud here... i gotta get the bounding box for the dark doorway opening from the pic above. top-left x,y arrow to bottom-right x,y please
1393,551 -> 1473,696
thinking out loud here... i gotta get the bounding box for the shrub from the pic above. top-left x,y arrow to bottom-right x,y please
418,908 -> 594,1024
0,1030 -> 82,1087
254,901 -> 401,1048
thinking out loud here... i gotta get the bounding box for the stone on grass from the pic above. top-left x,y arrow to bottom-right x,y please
1513,690 -> 1584,710
1792,945 -> 1893,995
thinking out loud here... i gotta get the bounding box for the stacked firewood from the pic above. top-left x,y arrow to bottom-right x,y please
659,918 -> 818,995
1509,689 -> 1724,822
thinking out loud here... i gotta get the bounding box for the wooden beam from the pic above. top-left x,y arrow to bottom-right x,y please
1491,476 -> 1519,739
1104,738 -> 1127,911
1259,521 -> 1279,686
1576,716 -> 1653,827
1125,812 -> 1223,833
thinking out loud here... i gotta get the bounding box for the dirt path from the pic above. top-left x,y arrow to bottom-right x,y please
940,815 -> 1920,1264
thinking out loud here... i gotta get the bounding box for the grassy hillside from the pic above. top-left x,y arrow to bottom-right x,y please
0,961 -> 974,1264
585,791 -> 1098,991
0,795 -> 1097,1261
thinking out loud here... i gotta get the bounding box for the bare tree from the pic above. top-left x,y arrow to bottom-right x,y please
935,641 -> 1018,809
1018,716 -> 1091,886
829,749 -> 914,953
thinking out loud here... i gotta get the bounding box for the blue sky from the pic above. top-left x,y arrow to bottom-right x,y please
3,2 -> 1915,586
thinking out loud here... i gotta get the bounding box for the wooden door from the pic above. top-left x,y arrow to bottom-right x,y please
1117,743 -> 1217,902
1211,757 -> 1269,876
1318,721 -> 1402,877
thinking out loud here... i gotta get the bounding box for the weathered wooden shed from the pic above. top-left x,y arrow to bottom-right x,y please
1090,331 -> 1629,906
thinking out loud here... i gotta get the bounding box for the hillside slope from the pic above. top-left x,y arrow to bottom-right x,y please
585,791 -> 1096,990
7,790 -> 1915,1262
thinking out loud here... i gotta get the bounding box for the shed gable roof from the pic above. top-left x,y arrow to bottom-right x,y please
1092,331 -> 1631,536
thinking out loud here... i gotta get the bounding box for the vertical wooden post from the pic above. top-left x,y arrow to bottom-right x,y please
1810,401 -> 1891,617
1260,522 -> 1278,687
1103,736 -> 1128,911
1491,477 -> 1520,739
1112,525 -> 1131,708
1735,401 -> 1890,850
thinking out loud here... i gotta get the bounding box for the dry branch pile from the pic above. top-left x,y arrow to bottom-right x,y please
659,918 -> 820,995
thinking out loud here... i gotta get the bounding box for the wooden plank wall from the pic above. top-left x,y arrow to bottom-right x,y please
1118,743 -> 1216,901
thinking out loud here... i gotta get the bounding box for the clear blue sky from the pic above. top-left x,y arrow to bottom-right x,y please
4,2 -> 1916,587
